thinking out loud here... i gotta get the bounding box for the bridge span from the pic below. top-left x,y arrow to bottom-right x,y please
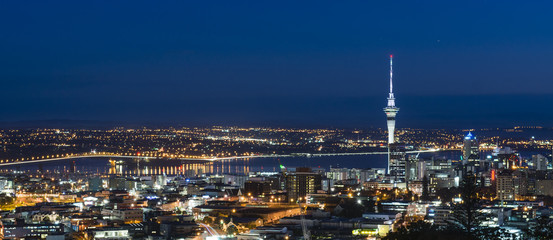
0,149 -> 445,167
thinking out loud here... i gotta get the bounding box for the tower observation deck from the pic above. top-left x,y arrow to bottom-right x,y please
383,54 -> 399,144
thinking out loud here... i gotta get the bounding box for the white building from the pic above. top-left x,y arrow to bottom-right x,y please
92,228 -> 129,240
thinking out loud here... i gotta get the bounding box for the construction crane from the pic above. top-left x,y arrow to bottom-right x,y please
298,199 -> 310,240
280,158 -> 309,239
277,158 -> 287,175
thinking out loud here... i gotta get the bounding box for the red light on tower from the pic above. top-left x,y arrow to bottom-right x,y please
390,54 -> 393,58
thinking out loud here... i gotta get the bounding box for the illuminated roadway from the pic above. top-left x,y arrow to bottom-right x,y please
0,149 -> 445,167
198,223 -> 222,238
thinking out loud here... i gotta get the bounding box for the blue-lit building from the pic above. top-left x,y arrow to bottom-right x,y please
463,132 -> 480,171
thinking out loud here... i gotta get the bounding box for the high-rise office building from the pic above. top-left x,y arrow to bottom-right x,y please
88,177 -> 103,191
496,172 -> 514,201
244,180 -> 272,197
406,155 -> 419,183
389,143 -> 407,183
326,168 -> 385,183
462,132 -> 480,170
531,154 -> 548,171
496,170 -> 528,201
285,167 -> 322,201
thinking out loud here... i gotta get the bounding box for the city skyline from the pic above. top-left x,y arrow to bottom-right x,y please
2,2 -> 553,240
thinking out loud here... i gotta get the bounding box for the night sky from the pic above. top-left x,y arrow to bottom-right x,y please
1,1 -> 553,128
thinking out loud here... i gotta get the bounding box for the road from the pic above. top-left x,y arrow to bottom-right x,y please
198,223 -> 223,239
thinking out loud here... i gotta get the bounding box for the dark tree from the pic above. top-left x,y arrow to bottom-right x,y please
384,220 -> 511,240
383,220 -> 465,240
526,215 -> 553,240
472,227 -> 513,240
448,173 -> 486,235
384,174 -> 512,240
226,225 -> 239,236
436,187 -> 460,204
446,173 -> 512,240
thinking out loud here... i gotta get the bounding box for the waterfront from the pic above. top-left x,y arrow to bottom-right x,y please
2,148 -> 550,176
0,149 -> 539,175
0,155 -> 389,175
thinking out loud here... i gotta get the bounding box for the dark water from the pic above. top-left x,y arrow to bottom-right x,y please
1,148 -> 550,175
0,155 -> 390,175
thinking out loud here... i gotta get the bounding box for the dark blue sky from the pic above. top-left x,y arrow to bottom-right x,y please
1,1 -> 553,128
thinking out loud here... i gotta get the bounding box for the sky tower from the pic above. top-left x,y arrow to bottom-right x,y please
384,55 -> 405,182
384,54 -> 399,144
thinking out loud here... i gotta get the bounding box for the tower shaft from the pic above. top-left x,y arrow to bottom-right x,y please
384,54 -> 399,144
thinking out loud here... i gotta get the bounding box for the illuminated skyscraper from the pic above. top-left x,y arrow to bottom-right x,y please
389,143 -> 407,183
462,132 -> 480,170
